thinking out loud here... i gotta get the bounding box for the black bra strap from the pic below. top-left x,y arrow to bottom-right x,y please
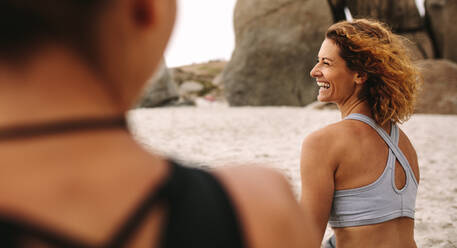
106,162 -> 175,247
0,162 -> 175,248
0,216 -> 92,248
0,116 -> 127,141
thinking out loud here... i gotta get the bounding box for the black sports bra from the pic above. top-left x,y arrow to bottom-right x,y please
0,160 -> 246,248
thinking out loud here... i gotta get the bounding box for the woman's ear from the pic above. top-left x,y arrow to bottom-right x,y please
355,72 -> 367,85
132,0 -> 156,27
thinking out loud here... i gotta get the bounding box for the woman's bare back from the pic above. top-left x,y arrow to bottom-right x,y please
330,119 -> 420,247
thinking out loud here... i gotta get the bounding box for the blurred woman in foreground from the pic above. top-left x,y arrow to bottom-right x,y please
0,0 -> 319,247
300,19 -> 421,248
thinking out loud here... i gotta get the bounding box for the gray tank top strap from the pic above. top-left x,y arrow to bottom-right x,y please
391,120 -> 399,144
344,113 -> 418,186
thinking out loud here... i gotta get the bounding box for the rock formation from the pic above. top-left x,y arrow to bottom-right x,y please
425,0 -> 457,63
415,59 -> 457,114
326,0 -> 346,22
136,61 -> 179,108
222,0 -> 333,106
341,0 -> 434,60
171,60 -> 226,104
345,0 -> 423,31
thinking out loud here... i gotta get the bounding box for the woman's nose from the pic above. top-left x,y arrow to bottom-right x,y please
310,63 -> 320,78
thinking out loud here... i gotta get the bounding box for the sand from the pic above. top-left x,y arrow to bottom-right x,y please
128,105 -> 457,247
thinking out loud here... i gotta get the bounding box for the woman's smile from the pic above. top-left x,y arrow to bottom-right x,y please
317,81 -> 330,89
317,80 -> 331,100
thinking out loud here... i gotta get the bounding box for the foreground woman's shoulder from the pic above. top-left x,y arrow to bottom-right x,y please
214,166 -> 320,248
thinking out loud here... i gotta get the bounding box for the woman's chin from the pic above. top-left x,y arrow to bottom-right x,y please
317,89 -> 331,101
317,95 -> 330,102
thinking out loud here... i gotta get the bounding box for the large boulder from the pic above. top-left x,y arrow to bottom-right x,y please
222,0 -> 333,106
327,0 -> 346,22
414,59 -> 457,114
402,31 -> 435,61
345,0 -> 423,31
425,0 -> 457,63
137,62 -> 179,107
345,0 -> 434,60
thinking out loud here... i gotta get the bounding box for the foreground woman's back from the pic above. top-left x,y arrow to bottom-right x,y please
0,0 -> 319,247
0,129 -> 312,247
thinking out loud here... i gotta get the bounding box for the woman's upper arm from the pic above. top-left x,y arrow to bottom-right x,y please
215,166 -> 321,248
299,130 -> 338,241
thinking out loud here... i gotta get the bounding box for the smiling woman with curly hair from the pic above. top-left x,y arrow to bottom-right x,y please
300,19 -> 422,248
326,19 -> 420,125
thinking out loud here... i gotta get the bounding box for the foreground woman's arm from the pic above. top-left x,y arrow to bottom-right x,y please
216,166 -> 321,248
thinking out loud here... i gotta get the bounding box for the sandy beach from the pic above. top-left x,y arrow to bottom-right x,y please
128,105 -> 457,247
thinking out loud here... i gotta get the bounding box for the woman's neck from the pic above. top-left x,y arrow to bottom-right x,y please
0,46 -> 122,128
337,97 -> 372,120
338,98 -> 393,133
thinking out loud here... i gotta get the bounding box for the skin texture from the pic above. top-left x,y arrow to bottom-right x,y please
0,0 -> 319,247
301,39 -> 420,248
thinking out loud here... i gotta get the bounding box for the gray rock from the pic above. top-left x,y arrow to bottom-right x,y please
415,59 -> 457,114
345,0 -> 434,60
179,81 -> 204,95
212,73 -> 224,87
327,0 -> 346,22
345,0 -> 423,31
136,61 -> 179,108
223,0 -> 333,106
403,31 -> 435,60
425,0 -> 457,63
425,0 -> 445,57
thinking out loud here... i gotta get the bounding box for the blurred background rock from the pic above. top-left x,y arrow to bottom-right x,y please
136,0 -> 457,115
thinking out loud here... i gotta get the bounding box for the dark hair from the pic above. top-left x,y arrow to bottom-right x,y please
0,0 -> 107,61
326,19 -> 421,125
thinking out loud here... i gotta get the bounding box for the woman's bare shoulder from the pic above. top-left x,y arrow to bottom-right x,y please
302,120 -> 360,152
214,166 -> 320,248
300,120 -> 367,174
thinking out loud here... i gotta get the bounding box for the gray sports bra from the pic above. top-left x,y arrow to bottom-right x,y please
329,113 -> 418,228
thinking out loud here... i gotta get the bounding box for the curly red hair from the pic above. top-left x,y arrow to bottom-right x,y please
326,19 -> 421,125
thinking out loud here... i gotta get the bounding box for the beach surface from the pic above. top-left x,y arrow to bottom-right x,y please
128,106 -> 457,247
